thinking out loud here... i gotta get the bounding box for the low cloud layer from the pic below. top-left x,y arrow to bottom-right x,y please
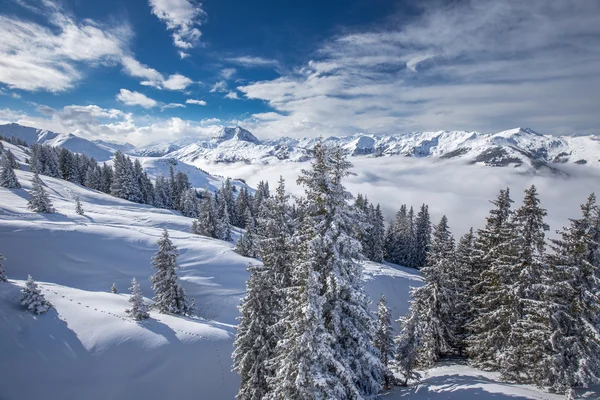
194,156 -> 600,238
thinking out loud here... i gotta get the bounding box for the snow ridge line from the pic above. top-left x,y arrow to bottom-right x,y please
40,285 -> 228,384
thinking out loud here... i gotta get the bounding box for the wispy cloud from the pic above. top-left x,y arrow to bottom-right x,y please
149,0 -> 206,51
116,89 -> 158,108
161,103 -> 186,110
186,99 -> 207,106
238,1 -> 600,138
224,91 -> 239,100
227,56 -> 279,68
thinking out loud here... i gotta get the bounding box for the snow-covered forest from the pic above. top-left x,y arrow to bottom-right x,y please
1,135 -> 599,400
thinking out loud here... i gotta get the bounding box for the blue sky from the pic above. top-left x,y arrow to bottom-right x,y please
0,0 -> 599,144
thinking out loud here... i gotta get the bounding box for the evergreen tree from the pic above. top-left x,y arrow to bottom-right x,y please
150,229 -> 190,315
0,152 -> 21,188
27,173 -> 55,213
126,278 -> 150,320
268,142 -> 383,399
6,149 -> 18,169
411,215 -> 457,365
235,210 -> 259,258
100,163 -> 113,194
394,302 -> 422,386
193,191 -> 220,238
413,204 -> 431,269
0,253 -> 8,282
180,188 -> 199,218
467,188 -> 517,370
501,185 -> 552,383
75,197 -> 84,215
375,295 -> 395,388
111,283 -> 118,294
546,193 -> 600,393
84,165 -> 101,190
453,227 -> 476,354
233,264 -> 278,400
217,196 -> 232,241
235,185 -> 252,228
21,275 -> 51,314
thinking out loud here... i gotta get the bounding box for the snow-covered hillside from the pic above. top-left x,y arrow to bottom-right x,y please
0,163 -> 417,399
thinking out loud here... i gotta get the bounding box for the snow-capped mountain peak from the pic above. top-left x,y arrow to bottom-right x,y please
212,126 -> 261,144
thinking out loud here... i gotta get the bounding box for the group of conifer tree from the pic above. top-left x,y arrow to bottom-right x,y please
392,186 -> 600,398
233,141 -> 388,399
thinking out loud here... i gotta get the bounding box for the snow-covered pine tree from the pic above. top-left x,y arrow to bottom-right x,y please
546,193 -> 600,393
370,204 -> 386,263
27,172 -> 55,213
453,227 -> 476,355
180,188 -> 199,218
233,263 -> 278,400
193,191 -> 220,238
126,277 -> 149,320
0,253 -> 8,282
217,196 -> 232,241
501,185 -> 552,384
375,295 -> 395,388
394,300 -> 422,386
235,185 -> 252,228
150,229 -> 190,315
6,149 -> 18,169
268,141 -> 384,399
84,165 -> 101,190
0,152 -> 21,188
411,215 -> 457,366
235,210 -> 259,258
111,283 -> 118,293
467,188 -> 517,370
75,197 -> 84,215
252,180 -> 270,216
21,275 -> 51,314
413,204 -> 431,269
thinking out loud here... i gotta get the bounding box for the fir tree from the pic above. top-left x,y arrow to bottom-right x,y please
111,283 -> 118,294
501,185 -> 552,383
75,197 -> 84,215
6,149 -> 18,169
546,193 -> 600,393
180,188 -> 199,218
193,191 -> 220,238
126,278 -> 150,320
235,185 -> 252,228
0,152 -> 20,188
233,264 -> 278,400
217,196 -> 232,241
411,215 -> 457,366
413,204 -> 431,269
0,253 -> 8,282
394,301 -> 422,386
453,227 -> 476,354
27,172 -> 55,213
150,229 -> 190,315
268,141 -> 384,399
235,210 -> 259,258
21,275 -> 51,314
467,188 -> 517,370
375,295 -> 395,388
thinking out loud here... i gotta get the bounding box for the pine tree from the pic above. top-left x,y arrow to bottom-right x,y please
0,253 -> 8,282
394,301 -> 422,386
375,295 -> 395,388
546,193 -> 600,393
453,227 -> 476,354
467,188 -> 517,370
111,283 -> 118,294
268,141 -> 384,399
21,275 -> 51,314
235,185 -> 252,228
413,204 -> 431,269
501,185 -> 552,384
411,215 -> 457,366
150,229 -> 190,315
0,152 -> 20,188
75,197 -> 84,215
233,264 -> 278,400
6,149 -> 18,169
235,210 -> 259,258
217,196 -> 232,241
27,173 -> 55,213
193,191 -> 220,238
180,188 -> 199,218
126,278 -> 150,320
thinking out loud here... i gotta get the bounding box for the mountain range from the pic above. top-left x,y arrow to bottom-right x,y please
1,123 -> 599,172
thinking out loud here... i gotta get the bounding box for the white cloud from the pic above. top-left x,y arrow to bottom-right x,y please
116,89 -> 158,108
186,99 -> 207,106
0,1 -> 195,93
179,51 -> 190,59
225,91 -> 239,100
238,1 -> 600,138
227,56 -> 279,68
161,103 -> 186,110
210,81 -> 228,93
221,68 -> 236,79
149,0 -> 205,50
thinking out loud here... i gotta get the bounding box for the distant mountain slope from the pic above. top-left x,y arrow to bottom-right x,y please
3,123 -> 599,171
